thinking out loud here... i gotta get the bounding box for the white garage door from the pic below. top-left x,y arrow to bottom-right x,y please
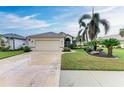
35,40 -> 60,51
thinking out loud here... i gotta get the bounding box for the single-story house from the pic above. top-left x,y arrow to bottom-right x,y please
27,32 -> 74,51
0,33 -> 27,50
100,34 -> 124,48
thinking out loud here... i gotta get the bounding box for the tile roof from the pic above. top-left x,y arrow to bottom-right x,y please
28,32 -> 65,38
3,33 -> 26,40
100,34 -> 124,41
58,32 -> 73,37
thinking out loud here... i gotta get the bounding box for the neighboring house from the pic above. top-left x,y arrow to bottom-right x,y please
0,36 -> 8,47
76,41 -> 84,46
1,33 -> 26,50
27,32 -> 74,51
100,34 -> 124,48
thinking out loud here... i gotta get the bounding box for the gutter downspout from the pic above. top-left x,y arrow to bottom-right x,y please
12,35 -> 15,50
13,38 -> 15,50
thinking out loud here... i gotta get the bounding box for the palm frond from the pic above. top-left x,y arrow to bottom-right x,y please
81,27 -> 89,41
78,29 -> 83,36
79,14 -> 91,24
79,21 -> 86,28
82,30 -> 86,41
100,19 -> 110,34
93,13 -> 100,21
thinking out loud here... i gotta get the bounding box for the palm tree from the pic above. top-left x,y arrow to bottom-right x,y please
78,25 -> 89,42
101,38 -> 120,57
78,7 -> 110,51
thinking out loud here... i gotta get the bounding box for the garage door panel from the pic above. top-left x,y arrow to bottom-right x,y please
35,40 -> 60,51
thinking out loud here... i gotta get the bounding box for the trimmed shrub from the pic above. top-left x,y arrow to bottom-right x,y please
69,44 -> 77,49
97,48 -> 103,52
116,45 -> 121,49
101,45 -> 105,48
17,46 -> 24,50
85,48 -> 93,52
84,47 -> 93,53
77,45 -> 83,48
0,46 -> 10,51
63,47 -> 71,52
23,46 -> 31,52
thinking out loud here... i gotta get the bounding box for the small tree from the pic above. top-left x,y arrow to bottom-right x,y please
120,29 -> 124,37
76,36 -> 82,47
87,39 -> 100,51
101,38 -> 120,57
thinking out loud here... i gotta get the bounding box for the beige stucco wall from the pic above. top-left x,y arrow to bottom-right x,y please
27,37 -> 64,51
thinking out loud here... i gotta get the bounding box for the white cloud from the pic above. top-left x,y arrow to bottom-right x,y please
53,12 -> 78,20
0,12 -> 50,31
94,6 -> 118,13
99,7 -> 124,36
0,6 -> 124,37
53,7 -> 84,21
23,14 -> 39,20
58,6 -> 124,36
37,7 -> 117,22
59,22 -> 79,36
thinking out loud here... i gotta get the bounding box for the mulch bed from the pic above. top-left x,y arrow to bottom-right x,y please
87,51 -> 118,58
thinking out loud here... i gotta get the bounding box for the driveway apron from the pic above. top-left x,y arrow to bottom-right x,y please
0,51 -> 61,87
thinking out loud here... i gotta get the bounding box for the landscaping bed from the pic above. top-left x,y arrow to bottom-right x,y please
88,51 -> 118,58
61,49 -> 124,71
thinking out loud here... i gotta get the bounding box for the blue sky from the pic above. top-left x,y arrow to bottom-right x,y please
0,6 -> 123,37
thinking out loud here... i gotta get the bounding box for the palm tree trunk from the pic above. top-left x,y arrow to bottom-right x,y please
86,31 -> 88,42
80,38 -> 82,48
107,46 -> 113,57
94,43 -> 97,51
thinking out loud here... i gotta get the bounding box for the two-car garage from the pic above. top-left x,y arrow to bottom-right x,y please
27,32 -> 64,51
35,40 -> 61,51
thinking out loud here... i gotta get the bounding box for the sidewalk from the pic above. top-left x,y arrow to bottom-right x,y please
60,70 -> 124,87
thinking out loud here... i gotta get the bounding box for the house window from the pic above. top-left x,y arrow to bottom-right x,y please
28,39 -> 31,41
1,40 -> 5,47
31,40 -> 33,43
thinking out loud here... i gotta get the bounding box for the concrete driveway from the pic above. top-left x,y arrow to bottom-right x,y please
0,51 -> 61,87
60,70 -> 124,87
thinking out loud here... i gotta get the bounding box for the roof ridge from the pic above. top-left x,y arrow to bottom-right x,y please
3,33 -> 26,40
28,31 -> 64,38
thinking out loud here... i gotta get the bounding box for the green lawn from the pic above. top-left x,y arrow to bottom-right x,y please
61,48 -> 124,71
0,50 -> 24,59
103,48 -> 124,60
